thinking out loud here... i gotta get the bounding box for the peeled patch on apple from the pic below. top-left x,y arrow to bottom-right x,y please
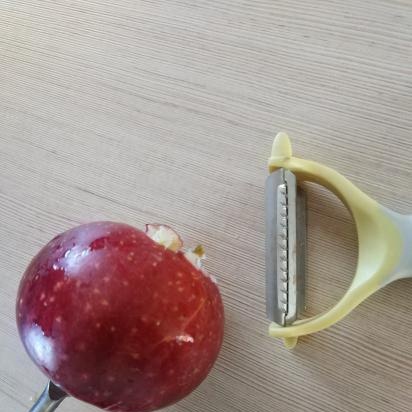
145,224 -> 216,283
16,222 -> 224,412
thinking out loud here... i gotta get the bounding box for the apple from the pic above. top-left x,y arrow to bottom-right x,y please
16,222 -> 224,412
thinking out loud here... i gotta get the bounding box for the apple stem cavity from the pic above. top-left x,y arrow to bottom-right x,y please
186,246 -> 218,284
184,245 -> 206,270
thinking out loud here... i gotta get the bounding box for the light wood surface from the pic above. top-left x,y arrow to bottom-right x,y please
1,1 -> 412,411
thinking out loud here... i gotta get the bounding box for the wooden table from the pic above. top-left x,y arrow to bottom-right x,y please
1,1 -> 411,411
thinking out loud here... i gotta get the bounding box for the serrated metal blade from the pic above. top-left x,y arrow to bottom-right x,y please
265,168 -> 306,326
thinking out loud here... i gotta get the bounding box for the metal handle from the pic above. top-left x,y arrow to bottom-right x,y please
29,381 -> 68,412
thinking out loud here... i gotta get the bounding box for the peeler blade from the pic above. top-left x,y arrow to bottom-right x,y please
265,169 -> 306,326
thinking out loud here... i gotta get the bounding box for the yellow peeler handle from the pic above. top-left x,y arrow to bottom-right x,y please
267,133 -> 412,348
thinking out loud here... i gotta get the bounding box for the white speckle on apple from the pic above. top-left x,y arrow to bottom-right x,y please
53,282 -> 63,292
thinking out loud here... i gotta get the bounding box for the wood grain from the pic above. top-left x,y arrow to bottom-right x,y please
1,1 -> 411,411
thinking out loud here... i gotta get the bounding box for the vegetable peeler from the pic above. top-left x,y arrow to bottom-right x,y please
265,132 -> 412,348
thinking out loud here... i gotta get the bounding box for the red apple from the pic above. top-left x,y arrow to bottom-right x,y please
16,222 -> 224,412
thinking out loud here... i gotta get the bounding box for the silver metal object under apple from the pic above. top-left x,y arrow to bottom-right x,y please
29,381 -> 67,412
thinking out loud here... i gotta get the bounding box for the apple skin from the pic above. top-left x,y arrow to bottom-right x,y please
16,222 -> 224,412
